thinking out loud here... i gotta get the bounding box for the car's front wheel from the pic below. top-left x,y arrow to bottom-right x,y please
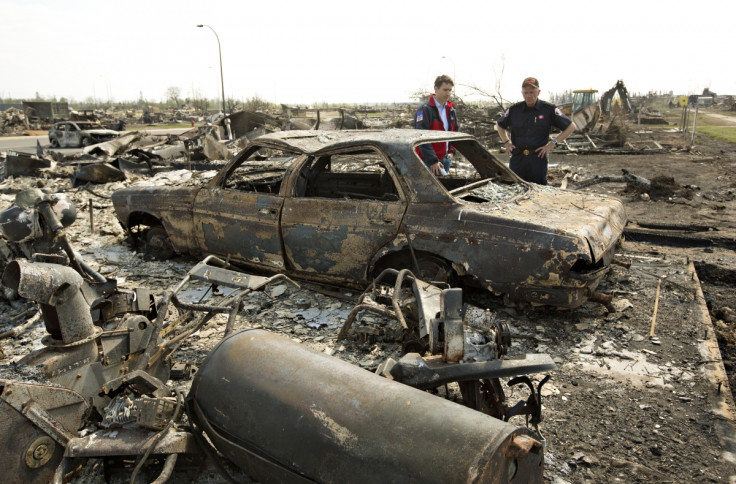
81,137 -> 94,147
49,138 -> 59,148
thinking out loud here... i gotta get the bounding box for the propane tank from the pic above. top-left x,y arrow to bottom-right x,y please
189,329 -> 543,483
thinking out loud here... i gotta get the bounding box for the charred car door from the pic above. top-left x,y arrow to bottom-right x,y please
280,148 -> 407,282
64,122 -> 83,148
191,149 -> 299,271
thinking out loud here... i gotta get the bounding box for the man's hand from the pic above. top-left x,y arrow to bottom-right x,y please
503,140 -> 514,154
430,161 -> 444,175
536,141 -> 554,158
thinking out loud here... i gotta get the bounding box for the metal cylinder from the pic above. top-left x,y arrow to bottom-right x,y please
189,329 -> 543,483
2,260 -> 95,344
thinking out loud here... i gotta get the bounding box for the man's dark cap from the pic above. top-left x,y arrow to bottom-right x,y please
522,77 -> 540,88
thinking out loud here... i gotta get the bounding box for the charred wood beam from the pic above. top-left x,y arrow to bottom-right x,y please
572,170 -> 651,190
623,228 -> 736,251
634,221 -> 715,232
572,175 -> 627,190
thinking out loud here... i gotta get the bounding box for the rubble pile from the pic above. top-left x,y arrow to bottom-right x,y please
1,107 -> 28,135
2,105 -> 511,186
0,183 -> 733,482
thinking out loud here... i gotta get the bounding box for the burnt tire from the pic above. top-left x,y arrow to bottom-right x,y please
80,137 -> 94,147
144,226 -> 174,260
49,138 -> 59,148
374,252 -> 456,287
413,254 -> 455,286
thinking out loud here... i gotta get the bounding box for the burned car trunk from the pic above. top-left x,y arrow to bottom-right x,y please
112,129 -> 626,308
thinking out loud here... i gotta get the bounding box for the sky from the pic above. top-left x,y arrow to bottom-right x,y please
1,0 -> 734,108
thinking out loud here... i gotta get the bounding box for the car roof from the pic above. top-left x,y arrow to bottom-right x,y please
255,129 -> 475,154
53,121 -> 100,127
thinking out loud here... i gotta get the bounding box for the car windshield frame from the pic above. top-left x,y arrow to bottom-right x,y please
411,137 -> 528,204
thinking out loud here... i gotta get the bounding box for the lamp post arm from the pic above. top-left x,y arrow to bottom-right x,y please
197,24 -> 227,116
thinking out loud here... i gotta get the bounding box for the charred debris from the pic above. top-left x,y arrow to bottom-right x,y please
0,102 -> 734,482
0,188 -> 551,483
1,96 -> 701,186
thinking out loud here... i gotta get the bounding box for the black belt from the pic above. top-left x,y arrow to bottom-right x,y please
511,146 -> 544,156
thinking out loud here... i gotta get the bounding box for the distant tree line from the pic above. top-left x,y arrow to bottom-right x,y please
3,85 -> 682,114
0,86 -> 283,114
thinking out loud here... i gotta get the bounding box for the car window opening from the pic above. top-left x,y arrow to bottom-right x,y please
221,148 -> 300,194
301,150 -> 401,201
414,139 -> 526,205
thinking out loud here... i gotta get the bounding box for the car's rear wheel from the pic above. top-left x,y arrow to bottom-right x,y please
413,254 -> 455,286
144,226 -> 174,260
49,138 -> 59,148
374,251 -> 456,287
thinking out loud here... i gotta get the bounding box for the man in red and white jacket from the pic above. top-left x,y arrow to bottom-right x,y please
415,75 -> 459,176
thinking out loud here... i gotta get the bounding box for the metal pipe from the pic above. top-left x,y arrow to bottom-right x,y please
150,453 -> 178,484
2,260 -> 95,344
189,329 -> 544,483
691,104 -> 699,146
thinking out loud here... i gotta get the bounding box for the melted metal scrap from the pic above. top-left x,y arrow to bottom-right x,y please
339,269 -> 556,427
3,150 -> 52,177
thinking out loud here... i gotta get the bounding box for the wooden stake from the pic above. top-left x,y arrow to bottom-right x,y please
649,279 -> 662,338
89,199 -> 94,234
0,310 -> 40,340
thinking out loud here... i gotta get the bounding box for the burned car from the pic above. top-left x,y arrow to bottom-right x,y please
47,120 -> 120,148
112,129 -> 626,308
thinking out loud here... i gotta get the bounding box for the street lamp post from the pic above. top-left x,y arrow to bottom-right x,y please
197,24 -> 227,116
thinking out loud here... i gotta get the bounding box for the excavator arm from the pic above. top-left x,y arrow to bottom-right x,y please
600,80 -> 632,115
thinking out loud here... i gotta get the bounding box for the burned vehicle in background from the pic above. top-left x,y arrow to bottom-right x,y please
112,129 -> 626,308
47,120 -> 120,148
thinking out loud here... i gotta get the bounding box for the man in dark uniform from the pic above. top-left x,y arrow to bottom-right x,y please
495,77 -> 575,185
415,75 -> 459,176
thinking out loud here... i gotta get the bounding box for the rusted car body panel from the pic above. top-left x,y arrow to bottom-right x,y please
112,129 -> 626,308
193,189 -> 286,269
281,198 -> 407,279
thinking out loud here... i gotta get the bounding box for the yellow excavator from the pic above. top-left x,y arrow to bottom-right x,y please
560,80 -> 634,132
560,88 -> 600,132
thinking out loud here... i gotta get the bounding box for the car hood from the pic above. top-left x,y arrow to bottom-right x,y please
458,184 -> 626,261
